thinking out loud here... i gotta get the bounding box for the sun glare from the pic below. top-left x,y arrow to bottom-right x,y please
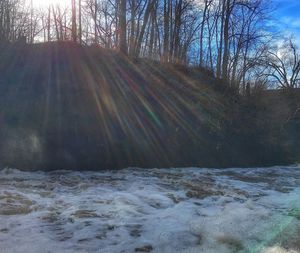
31,0 -> 69,8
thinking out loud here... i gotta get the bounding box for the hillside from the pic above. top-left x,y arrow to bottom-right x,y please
0,42 -> 299,169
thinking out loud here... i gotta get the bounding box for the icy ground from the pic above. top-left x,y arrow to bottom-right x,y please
0,167 -> 300,253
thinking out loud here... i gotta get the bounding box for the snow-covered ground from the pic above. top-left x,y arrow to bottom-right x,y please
0,166 -> 300,253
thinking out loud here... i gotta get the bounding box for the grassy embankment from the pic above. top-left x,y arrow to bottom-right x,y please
0,42 -> 299,169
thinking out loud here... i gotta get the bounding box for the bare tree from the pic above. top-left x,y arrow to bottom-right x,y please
71,0 -> 77,42
263,39 -> 300,89
78,0 -> 82,43
118,0 -> 127,54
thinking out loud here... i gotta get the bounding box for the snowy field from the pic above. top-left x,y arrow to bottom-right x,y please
0,166 -> 300,253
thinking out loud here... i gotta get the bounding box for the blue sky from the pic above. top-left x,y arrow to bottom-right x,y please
273,0 -> 300,45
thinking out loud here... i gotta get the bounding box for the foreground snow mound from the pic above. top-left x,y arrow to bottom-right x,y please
0,166 -> 300,253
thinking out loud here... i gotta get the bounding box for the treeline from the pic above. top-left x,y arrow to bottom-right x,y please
0,0 -> 299,91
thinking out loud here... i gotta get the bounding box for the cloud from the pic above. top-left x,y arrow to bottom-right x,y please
281,17 -> 300,28
272,0 -> 300,46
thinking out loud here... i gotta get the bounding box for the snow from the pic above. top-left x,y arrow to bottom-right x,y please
0,166 -> 300,253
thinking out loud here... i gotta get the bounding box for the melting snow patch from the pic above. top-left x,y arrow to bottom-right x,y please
0,166 -> 299,253
263,246 -> 299,253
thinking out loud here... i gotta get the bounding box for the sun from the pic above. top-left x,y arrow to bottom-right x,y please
31,0 -> 70,8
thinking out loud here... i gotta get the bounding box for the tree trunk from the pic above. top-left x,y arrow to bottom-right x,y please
222,0 -> 232,81
135,0 -> 156,57
119,0 -> 127,55
200,0 -> 210,67
163,0 -> 170,62
71,0 -> 77,42
78,0 -> 82,44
